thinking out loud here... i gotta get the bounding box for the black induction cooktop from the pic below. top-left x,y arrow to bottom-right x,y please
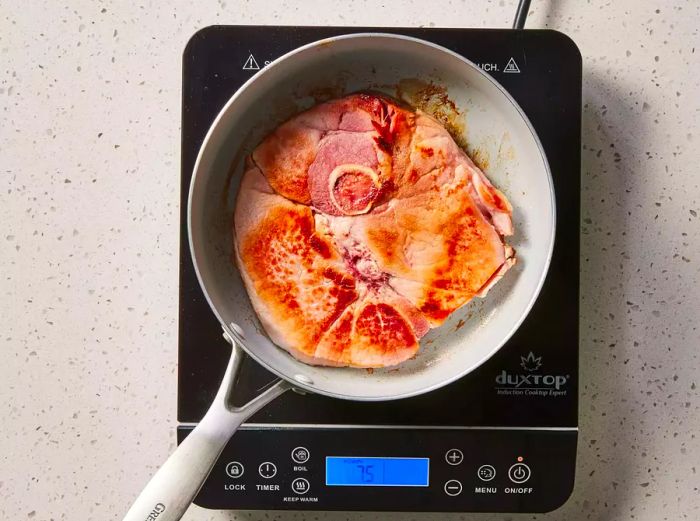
177,25 -> 581,513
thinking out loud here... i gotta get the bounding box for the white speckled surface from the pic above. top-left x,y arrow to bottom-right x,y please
1,1 -> 699,520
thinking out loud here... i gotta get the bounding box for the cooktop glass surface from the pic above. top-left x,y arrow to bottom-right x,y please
178,26 -> 581,428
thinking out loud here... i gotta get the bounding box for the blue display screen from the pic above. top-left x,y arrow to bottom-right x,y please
326,457 -> 430,487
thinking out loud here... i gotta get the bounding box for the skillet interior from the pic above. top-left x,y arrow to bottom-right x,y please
188,33 -> 555,400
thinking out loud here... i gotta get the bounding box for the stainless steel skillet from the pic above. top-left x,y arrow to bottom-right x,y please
124,33 -> 555,521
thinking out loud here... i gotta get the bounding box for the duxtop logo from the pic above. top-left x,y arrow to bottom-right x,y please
495,352 -> 569,397
520,351 -> 542,372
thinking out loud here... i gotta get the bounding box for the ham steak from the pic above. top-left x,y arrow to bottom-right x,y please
234,93 -> 515,368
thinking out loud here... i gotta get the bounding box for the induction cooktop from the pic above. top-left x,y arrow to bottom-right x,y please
177,25 -> 581,513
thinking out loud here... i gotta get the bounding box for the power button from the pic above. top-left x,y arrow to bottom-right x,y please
508,463 -> 531,484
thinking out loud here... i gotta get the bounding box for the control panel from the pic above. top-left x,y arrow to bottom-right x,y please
177,426 -> 576,512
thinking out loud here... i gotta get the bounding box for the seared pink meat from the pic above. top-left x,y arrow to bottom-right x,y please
235,94 -> 514,368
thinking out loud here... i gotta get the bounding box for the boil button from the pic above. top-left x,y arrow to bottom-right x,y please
291,446 -> 310,464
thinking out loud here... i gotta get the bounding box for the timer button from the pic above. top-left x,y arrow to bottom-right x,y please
444,479 -> 463,496
258,462 -> 277,479
291,446 -> 310,464
508,463 -> 531,484
291,477 -> 310,495
445,448 -> 463,465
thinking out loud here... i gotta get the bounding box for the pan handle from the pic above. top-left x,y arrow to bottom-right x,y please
122,342 -> 291,521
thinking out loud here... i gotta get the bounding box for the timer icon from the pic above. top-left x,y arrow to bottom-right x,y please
258,462 -> 277,479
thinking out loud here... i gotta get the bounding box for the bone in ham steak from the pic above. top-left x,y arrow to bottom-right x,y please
234,93 -> 515,368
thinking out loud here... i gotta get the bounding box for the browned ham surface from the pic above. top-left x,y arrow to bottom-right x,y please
234,94 -> 515,368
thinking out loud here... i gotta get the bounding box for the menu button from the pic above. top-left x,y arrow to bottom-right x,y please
477,465 -> 496,482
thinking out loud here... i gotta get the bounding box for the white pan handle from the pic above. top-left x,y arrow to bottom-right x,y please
122,342 -> 290,521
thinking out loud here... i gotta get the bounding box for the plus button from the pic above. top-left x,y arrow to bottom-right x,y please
445,448 -> 464,465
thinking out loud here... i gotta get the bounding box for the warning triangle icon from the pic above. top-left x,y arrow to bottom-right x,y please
242,53 -> 260,71
503,57 -> 520,73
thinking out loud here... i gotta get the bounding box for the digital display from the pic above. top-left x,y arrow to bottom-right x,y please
326,457 -> 430,487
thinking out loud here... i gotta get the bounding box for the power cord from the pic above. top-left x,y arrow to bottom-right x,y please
513,0 -> 532,29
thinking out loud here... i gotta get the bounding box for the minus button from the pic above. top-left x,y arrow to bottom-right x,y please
444,479 -> 463,496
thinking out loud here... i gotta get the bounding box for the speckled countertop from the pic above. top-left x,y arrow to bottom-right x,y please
1,1 -> 699,520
